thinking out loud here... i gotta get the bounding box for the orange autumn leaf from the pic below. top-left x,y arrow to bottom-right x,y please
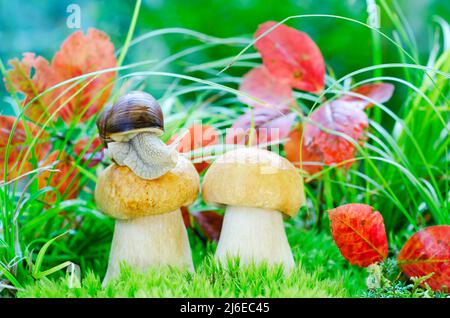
398,225 -> 450,292
254,21 -> 325,93
6,53 -> 61,124
0,116 -> 51,181
38,151 -> 82,203
53,29 -> 117,123
284,125 -> 323,175
5,28 -> 116,124
168,125 -> 219,173
328,203 -> 388,267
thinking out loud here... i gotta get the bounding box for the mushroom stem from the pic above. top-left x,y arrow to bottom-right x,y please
215,206 -> 295,272
103,209 -> 193,285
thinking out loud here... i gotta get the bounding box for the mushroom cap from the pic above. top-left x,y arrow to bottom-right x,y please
96,91 -> 164,146
95,156 -> 199,219
202,147 -> 305,217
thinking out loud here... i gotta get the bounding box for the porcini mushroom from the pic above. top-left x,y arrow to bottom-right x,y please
95,91 -> 199,284
96,91 -> 178,180
95,157 -> 199,283
202,147 -> 305,272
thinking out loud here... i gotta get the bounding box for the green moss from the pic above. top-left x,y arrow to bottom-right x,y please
18,259 -> 348,298
17,227 -> 365,298
365,281 -> 448,298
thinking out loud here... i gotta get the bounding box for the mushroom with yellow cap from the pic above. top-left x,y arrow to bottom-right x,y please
96,158 -> 198,283
202,147 -> 305,272
95,91 -> 198,284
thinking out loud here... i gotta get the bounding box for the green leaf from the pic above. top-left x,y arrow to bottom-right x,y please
32,231 -> 69,279
0,263 -> 23,289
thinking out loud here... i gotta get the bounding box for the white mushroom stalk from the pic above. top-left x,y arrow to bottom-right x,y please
107,132 -> 178,179
215,206 -> 295,271
103,209 -> 193,284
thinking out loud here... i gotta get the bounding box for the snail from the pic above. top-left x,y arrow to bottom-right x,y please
96,91 -> 178,180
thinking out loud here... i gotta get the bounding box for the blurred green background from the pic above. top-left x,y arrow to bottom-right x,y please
0,0 -> 448,108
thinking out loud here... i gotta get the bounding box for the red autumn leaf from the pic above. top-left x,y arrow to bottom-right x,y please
180,206 -> 192,228
192,210 -> 224,242
226,108 -> 296,146
339,83 -> 395,109
0,116 -> 52,181
38,151 -> 82,203
73,137 -> 104,168
168,125 -> 219,173
53,28 -> 117,123
5,29 -> 116,124
303,100 -> 369,168
328,203 -> 388,267
239,66 -> 295,111
398,225 -> 450,292
284,84 -> 393,174
254,21 -> 325,93
284,125 -> 324,175
5,53 -> 61,124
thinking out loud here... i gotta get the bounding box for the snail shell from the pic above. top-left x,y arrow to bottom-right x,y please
96,91 -> 164,146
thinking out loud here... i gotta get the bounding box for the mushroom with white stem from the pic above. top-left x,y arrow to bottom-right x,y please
95,91 -> 198,284
202,147 -> 305,272
95,158 -> 199,284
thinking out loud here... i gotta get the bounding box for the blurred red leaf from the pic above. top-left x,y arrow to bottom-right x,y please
304,100 -> 369,168
328,203 -> 388,267
239,66 -> 295,111
254,21 -> 325,93
339,83 -> 395,109
226,108 -> 296,146
284,84 -> 393,174
398,225 -> 450,292
53,28 -> 117,123
0,116 -> 51,181
284,125 -> 323,175
168,125 -> 219,173
38,151 -> 82,203
5,29 -> 116,124
180,206 -> 192,228
73,137 -> 104,167
192,211 -> 224,242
